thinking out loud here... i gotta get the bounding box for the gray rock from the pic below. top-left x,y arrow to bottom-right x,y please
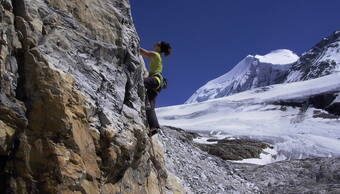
286,31 -> 340,82
160,126 -> 261,194
240,157 -> 340,193
0,0 -> 182,193
161,126 -> 340,194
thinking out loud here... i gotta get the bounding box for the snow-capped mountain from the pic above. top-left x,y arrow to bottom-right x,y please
157,72 -> 340,163
286,31 -> 340,82
185,49 -> 299,104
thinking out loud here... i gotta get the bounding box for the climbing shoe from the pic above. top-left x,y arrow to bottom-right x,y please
148,128 -> 159,137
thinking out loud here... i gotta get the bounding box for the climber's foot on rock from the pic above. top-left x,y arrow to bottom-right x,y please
148,128 -> 159,137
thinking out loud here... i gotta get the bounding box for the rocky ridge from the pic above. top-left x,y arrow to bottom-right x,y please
0,0 -> 183,193
286,30 -> 340,82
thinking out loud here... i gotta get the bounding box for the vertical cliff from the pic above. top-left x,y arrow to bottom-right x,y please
0,0 -> 183,193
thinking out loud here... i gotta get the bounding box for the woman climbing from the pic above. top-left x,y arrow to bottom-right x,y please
140,41 -> 172,137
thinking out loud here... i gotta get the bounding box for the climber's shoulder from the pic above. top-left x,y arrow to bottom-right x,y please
140,48 -> 158,59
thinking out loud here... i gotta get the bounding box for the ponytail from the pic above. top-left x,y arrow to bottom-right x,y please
159,41 -> 172,57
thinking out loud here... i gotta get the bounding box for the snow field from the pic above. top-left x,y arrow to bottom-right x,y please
158,73 -> 340,164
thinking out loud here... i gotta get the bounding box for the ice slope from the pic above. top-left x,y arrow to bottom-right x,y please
186,49 -> 299,104
157,73 -> 340,163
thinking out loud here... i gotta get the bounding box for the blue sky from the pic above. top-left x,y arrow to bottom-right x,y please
130,0 -> 340,107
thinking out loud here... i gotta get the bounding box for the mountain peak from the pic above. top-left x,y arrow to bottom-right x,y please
185,49 -> 299,104
255,49 -> 299,65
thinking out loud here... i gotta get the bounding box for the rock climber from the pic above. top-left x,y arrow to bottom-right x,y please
140,41 -> 172,137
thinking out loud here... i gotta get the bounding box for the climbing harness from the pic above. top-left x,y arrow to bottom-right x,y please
151,73 -> 167,91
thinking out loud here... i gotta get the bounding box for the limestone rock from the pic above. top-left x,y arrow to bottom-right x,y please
0,0 -> 183,193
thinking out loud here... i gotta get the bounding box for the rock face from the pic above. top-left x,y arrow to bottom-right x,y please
186,49 -> 298,104
286,31 -> 340,82
0,0 -> 183,193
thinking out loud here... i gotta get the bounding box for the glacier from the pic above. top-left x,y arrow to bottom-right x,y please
157,73 -> 340,164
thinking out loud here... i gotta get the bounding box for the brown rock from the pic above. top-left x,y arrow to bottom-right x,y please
0,0 -> 184,193
0,120 -> 15,155
14,16 -> 30,41
23,37 -> 36,50
0,104 -> 27,130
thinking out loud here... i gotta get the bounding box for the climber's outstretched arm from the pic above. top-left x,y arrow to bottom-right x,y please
140,48 -> 157,59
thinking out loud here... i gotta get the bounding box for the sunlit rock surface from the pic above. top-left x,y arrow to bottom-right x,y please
0,0 -> 184,193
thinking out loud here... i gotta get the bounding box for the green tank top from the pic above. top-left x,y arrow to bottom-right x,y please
150,52 -> 163,75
